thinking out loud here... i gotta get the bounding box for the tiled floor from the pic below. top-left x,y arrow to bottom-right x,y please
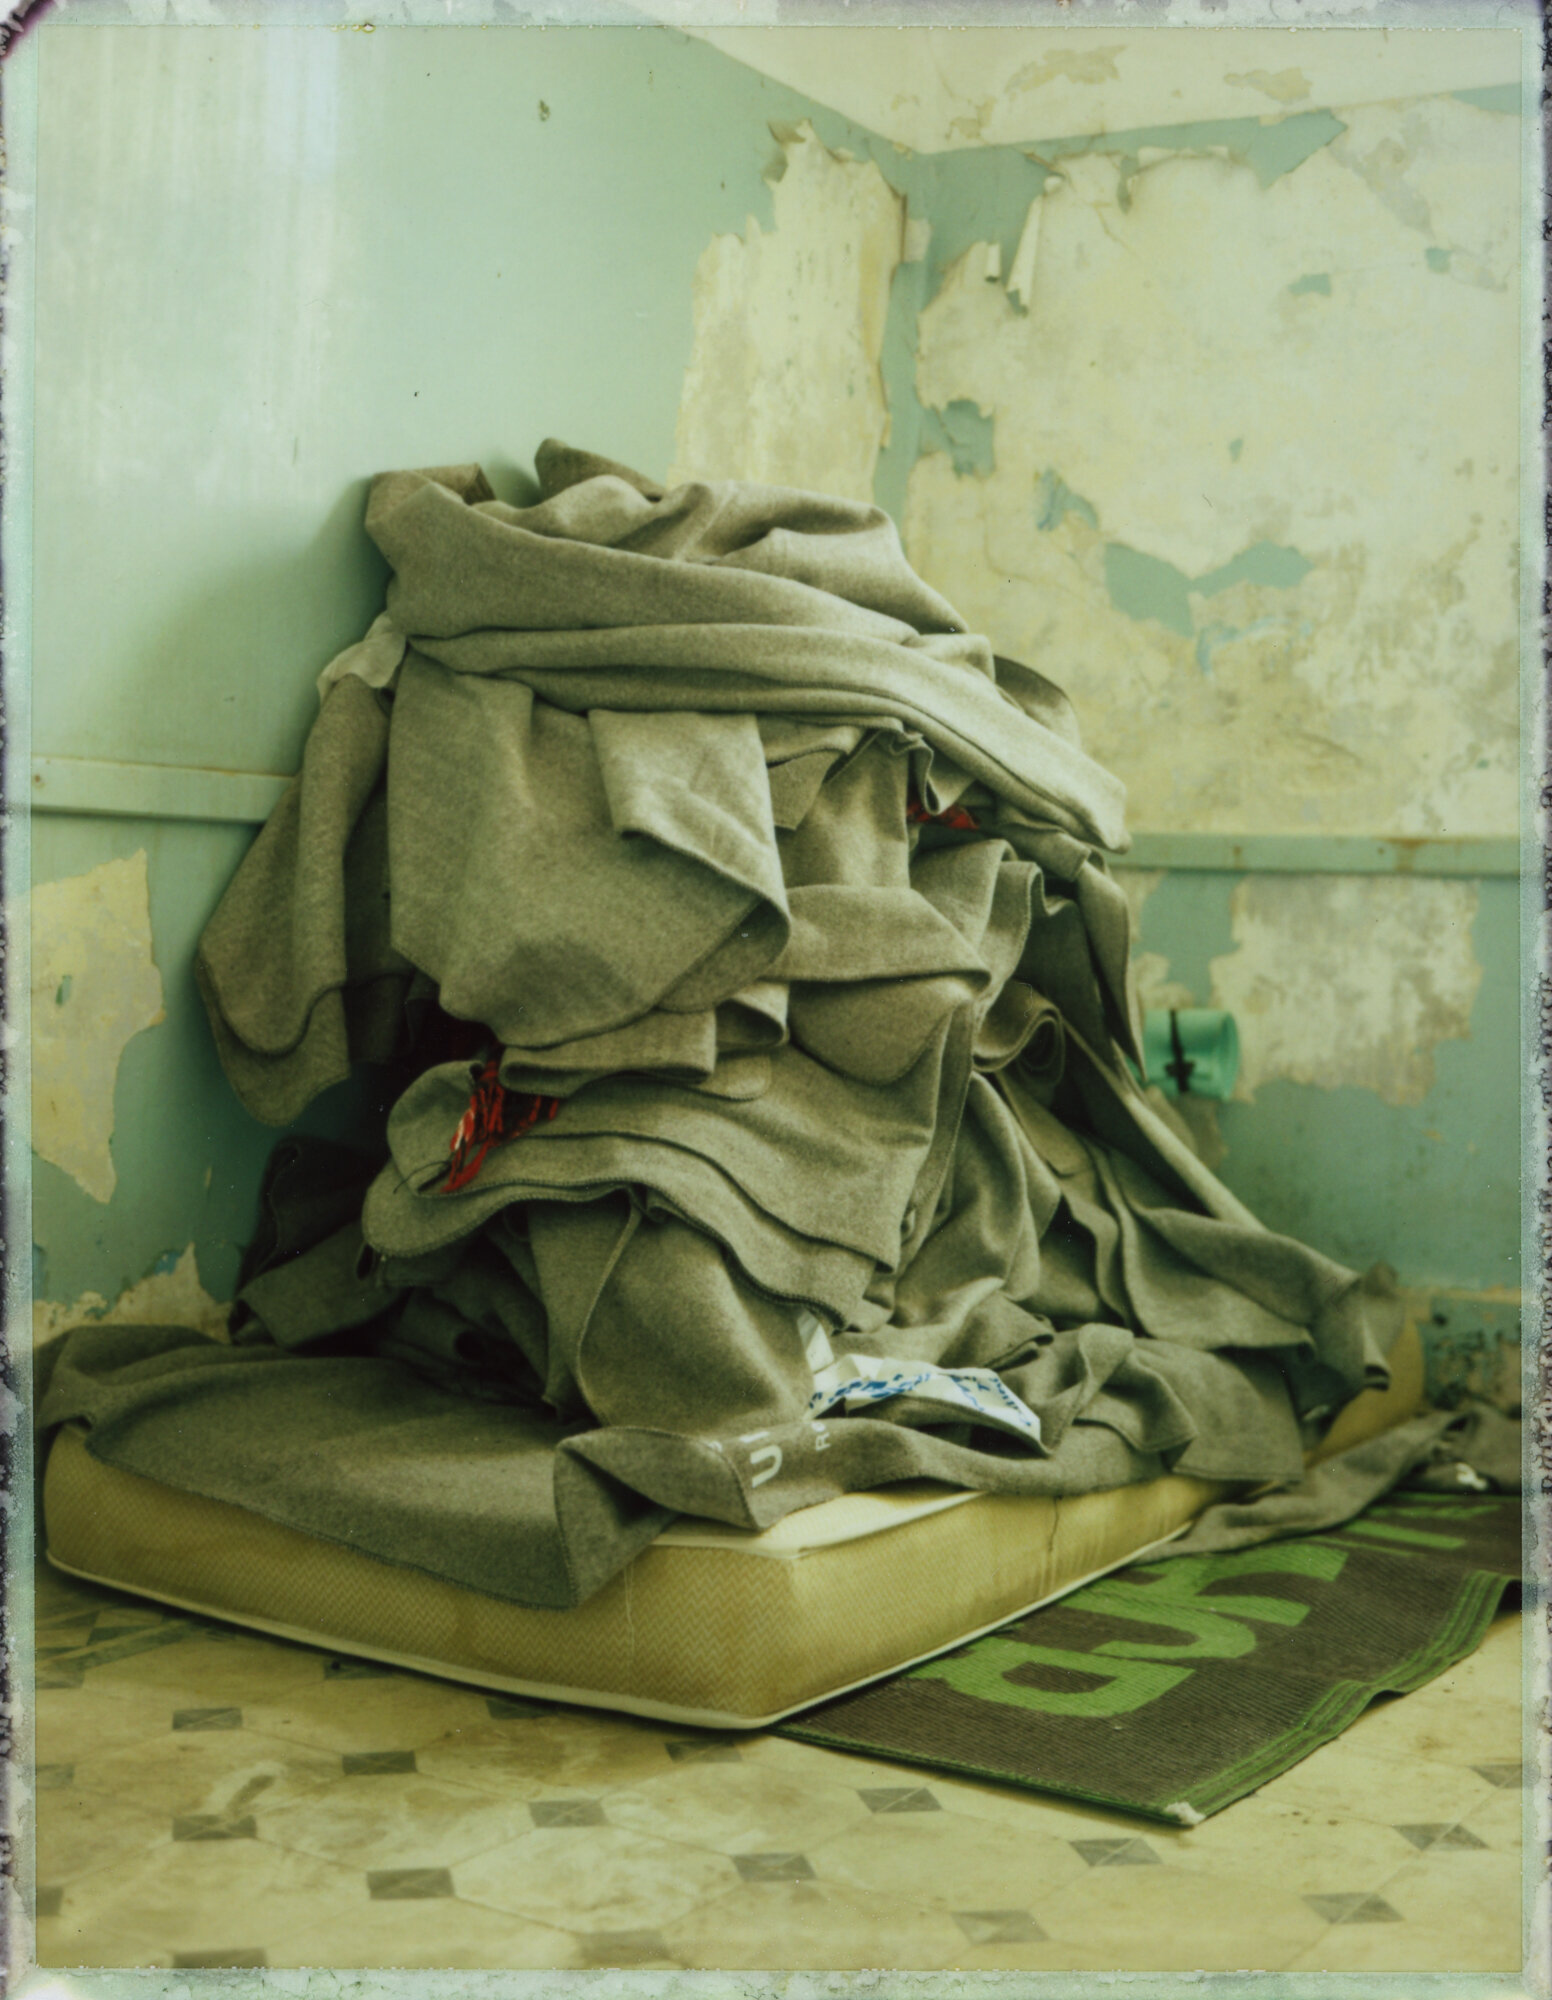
29,1559 -> 1526,1974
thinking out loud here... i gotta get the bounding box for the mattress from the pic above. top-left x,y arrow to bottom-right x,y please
42,1323 -> 1423,1729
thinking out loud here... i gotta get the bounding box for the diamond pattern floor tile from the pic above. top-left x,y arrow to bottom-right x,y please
953,1909 -> 1045,1945
1473,1761 -> 1525,1787
530,1797 -> 606,1828
1395,1821 -> 1488,1851
1306,1892 -> 1403,1924
578,1928 -> 676,1967
341,1751 -> 418,1778
28,1562 -> 1525,1975
665,1737 -> 743,1764
367,1867 -> 455,1900
1072,1837 -> 1161,1867
732,1851 -> 814,1883
858,1784 -> 941,1813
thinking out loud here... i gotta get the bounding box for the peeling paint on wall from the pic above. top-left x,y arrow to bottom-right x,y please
901,94 -> 1519,839
919,397 -> 996,478
33,1243 -> 230,1350
1103,539 -> 1314,648
1208,877 -> 1482,1108
1007,46 -> 1125,95
692,28 -> 1519,157
669,123 -> 904,503
1329,98 -> 1517,294
918,157 -> 1052,312
29,852 -> 165,1203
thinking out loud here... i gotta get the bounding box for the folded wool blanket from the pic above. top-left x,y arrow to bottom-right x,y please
41,444 -> 1408,1609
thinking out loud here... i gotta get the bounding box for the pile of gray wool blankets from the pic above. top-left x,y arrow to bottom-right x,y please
38,443 -> 1414,1610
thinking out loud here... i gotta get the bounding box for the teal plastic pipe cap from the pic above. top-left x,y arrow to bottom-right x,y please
1141,1008 -> 1240,1100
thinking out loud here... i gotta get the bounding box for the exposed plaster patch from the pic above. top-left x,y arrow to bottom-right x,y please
669,124 -> 904,503
689,29 -> 1518,156
29,852 -> 165,1203
1007,46 -> 1125,93
913,235 -> 1026,423
947,99 -> 998,146
1225,69 -> 1312,106
1208,877 -> 1481,1107
1004,197 -> 1043,315
33,1244 -> 230,1349
1329,99 -> 1516,293
903,216 -> 932,264
901,99 -> 1519,838
1329,124 -> 1431,234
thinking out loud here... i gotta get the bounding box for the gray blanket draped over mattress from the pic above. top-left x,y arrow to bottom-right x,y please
40,442 -> 1408,1609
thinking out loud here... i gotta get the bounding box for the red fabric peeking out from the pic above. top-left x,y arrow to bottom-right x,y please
444,1057 -> 560,1192
906,793 -> 979,833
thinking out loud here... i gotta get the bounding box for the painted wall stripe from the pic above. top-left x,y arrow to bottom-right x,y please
28,757 -> 291,827
25,756 -> 1518,876
1120,832 -> 1519,878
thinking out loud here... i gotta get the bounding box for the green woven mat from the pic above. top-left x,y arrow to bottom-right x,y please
779,1489 -> 1520,1824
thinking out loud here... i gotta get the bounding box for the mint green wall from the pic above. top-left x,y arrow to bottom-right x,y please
29,23 -> 911,779
23,21 -> 913,1306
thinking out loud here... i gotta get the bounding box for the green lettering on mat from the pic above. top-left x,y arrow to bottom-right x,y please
914,1541 -> 1349,1716
1078,1542 -> 1347,1660
915,1637 -> 1192,1717
1080,1586 -> 1263,1659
